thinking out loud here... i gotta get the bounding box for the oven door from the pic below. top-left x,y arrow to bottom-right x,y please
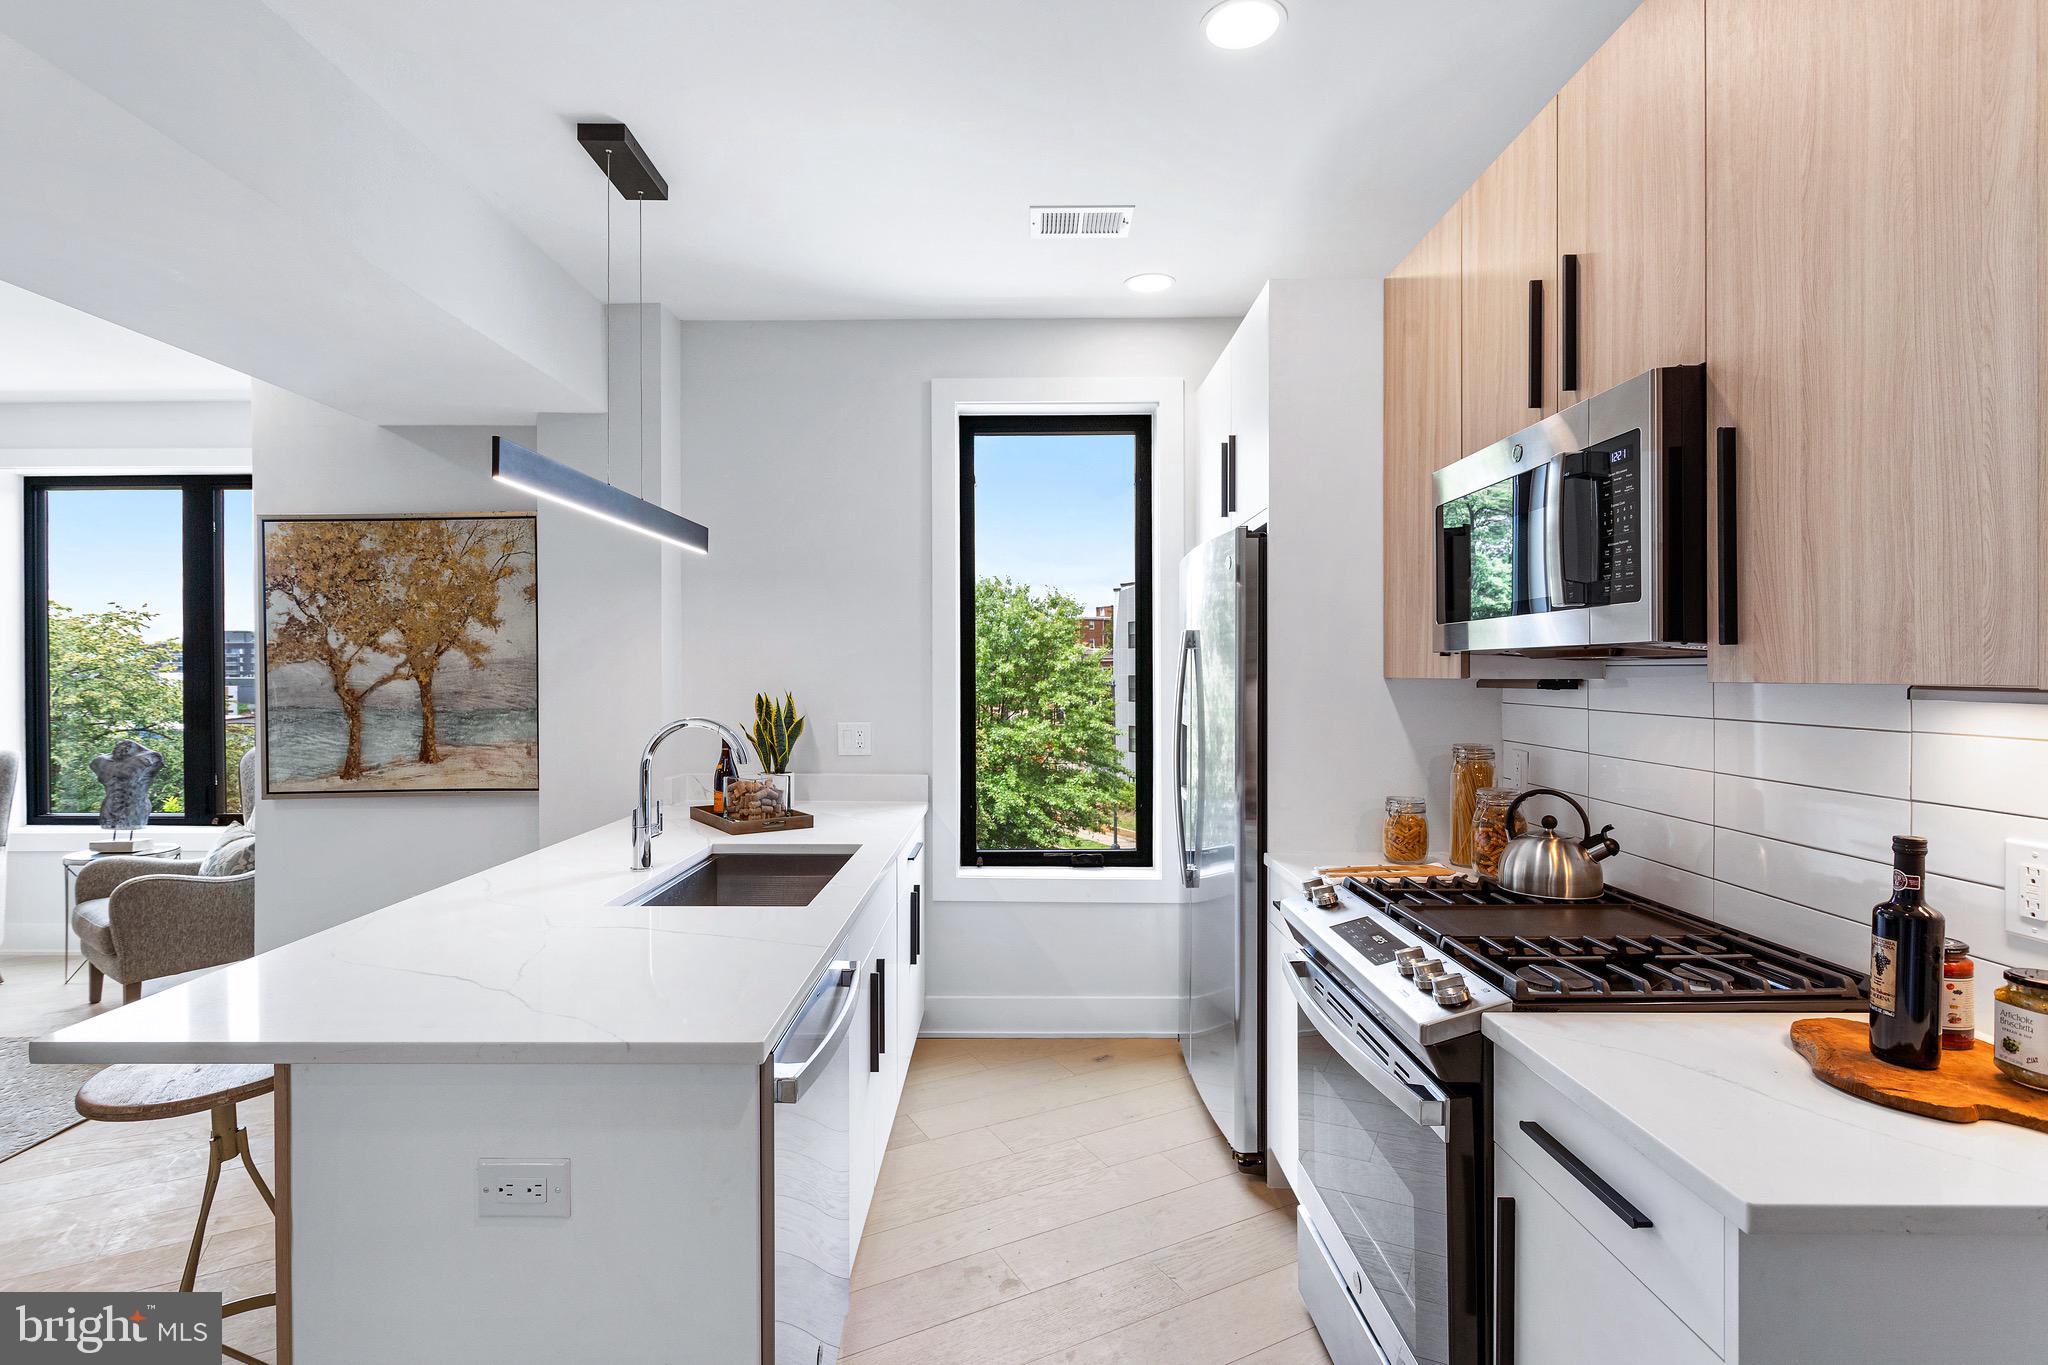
1286,953 -> 1481,1365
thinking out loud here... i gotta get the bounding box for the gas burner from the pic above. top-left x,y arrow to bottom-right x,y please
1341,876 -> 1865,1012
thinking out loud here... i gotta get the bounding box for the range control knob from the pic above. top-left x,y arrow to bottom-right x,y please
1412,960 -> 1446,992
1394,947 -> 1426,978
1432,973 -> 1472,1009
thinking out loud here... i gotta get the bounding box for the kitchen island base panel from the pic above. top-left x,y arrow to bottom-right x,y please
287,1062 -> 761,1365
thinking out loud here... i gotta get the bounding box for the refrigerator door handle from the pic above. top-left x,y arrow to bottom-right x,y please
1175,628 -> 1198,889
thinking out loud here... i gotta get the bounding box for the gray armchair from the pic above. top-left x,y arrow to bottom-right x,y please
72,748 -> 259,1006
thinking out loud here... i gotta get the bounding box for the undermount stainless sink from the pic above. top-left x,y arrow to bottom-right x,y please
624,846 -> 856,908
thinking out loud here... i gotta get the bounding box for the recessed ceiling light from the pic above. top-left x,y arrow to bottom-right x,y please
1202,0 -> 1286,50
1125,273 -> 1176,294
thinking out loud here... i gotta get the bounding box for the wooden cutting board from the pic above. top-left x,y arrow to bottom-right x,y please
1789,1016 -> 2048,1133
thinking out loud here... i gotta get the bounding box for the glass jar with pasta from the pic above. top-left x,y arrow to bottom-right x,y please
1383,797 -> 1429,865
1449,743 -> 1495,868
1471,786 -> 1516,881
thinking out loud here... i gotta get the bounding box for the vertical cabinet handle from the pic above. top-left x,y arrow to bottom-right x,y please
1495,1196 -> 1516,1365
1226,434 -> 1238,515
1219,440 -> 1231,518
1518,1121 -> 1654,1228
1716,427 -> 1738,646
868,962 -> 884,1072
1526,279 -> 1544,410
1560,254 -> 1579,394
909,885 -> 922,966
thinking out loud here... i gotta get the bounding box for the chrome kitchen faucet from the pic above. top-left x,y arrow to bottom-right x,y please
632,718 -> 754,867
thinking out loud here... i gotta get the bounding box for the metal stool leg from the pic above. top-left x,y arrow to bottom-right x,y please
179,1100 -> 277,1364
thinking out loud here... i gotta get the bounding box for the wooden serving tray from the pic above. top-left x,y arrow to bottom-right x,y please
687,804 -> 815,836
1318,863 -> 1463,881
1789,1016 -> 2048,1134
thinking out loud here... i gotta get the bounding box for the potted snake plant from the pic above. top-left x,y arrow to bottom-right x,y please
731,691 -> 806,820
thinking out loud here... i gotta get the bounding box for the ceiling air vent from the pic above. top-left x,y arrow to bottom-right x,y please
1029,205 -> 1134,239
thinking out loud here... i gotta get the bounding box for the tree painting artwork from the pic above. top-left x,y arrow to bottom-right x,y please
259,514 -> 537,795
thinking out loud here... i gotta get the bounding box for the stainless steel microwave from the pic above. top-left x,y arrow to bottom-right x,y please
1433,365 -> 1707,656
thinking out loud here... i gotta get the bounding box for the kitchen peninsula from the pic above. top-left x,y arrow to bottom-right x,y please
33,799 -> 929,1364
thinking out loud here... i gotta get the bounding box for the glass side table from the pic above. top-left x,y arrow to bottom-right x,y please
62,841 -> 183,983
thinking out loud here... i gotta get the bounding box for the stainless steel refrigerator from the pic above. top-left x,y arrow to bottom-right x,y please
1175,524 -> 1264,1164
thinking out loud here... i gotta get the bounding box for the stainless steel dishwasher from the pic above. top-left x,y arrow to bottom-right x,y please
764,958 -> 859,1365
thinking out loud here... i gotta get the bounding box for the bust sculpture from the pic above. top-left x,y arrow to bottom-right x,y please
89,739 -> 164,833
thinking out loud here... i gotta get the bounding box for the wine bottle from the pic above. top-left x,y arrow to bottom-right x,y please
1869,834 -> 1944,1069
712,741 -> 735,816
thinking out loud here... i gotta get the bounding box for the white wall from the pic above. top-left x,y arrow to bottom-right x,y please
1264,278 -> 1498,859
250,387 -> 541,947
0,400 -> 251,952
670,318 -> 1232,1034
1503,668 -> 2048,1035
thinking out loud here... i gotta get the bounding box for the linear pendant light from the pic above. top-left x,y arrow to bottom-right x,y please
491,122 -> 710,555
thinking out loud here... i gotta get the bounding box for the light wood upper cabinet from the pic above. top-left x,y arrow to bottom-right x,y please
1705,0 -> 2042,685
1460,101 -> 1558,451
1383,208 -> 1466,680
1556,0 -> 1705,401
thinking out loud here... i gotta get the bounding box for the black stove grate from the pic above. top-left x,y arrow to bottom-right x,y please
1341,875 -> 1866,1011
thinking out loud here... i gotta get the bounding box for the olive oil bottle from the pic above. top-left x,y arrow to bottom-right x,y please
1869,835 -> 1944,1070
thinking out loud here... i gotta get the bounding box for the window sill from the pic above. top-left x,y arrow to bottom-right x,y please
937,861 -> 1179,905
7,825 -> 232,855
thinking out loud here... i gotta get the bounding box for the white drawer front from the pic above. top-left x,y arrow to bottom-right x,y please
1493,1048 -> 1725,1352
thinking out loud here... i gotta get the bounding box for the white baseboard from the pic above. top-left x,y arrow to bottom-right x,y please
922,993 -> 1181,1037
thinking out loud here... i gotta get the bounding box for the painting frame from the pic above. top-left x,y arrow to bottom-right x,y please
257,510 -> 539,798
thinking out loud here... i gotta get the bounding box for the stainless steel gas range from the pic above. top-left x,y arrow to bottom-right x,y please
1281,874 -> 1864,1365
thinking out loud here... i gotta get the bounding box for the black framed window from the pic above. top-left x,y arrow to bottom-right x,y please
25,475 -> 255,825
959,414 -> 1152,868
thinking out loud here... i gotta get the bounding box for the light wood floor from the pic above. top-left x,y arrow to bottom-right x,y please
3,953 -> 1329,1363
0,952 -> 278,1362
843,1035 -> 1329,1364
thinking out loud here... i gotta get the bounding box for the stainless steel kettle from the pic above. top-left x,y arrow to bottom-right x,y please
1494,788 -> 1621,900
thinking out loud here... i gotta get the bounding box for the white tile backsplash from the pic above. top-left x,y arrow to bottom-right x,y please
1713,719 -> 1910,798
1501,702 -> 1588,752
1590,710 -> 1714,769
1913,732 -> 2048,819
1713,774 -> 1906,863
1485,664 -> 2048,1011
1586,755 -> 1715,825
1585,668 -> 1714,718
1715,683 -> 1911,731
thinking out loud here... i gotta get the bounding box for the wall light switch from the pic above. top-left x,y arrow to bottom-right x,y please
838,721 -> 873,757
2005,839 -> 2048,944
478,1158 -> 570,1218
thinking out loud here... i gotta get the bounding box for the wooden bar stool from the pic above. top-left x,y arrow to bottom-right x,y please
76,1063 -> 277,1365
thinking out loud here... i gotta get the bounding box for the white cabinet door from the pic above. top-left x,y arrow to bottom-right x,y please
1263,914 -> 1298,1189
1227,286 -> 1270,523
870,888 -> 902,1160
846,941 -> 878,1252
1194,347 -> 1232,547
1493,1145 -> 1718,1365
897,838 -> 926,1057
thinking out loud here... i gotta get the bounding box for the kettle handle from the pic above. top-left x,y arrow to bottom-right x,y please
1504,786 -> 1593,840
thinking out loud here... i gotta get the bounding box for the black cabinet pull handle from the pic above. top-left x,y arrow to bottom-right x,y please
1495,1196 -> 1516,1365
1518,1121 -> 1653,1228
1560,254 -> 1579,393
1716,427 -> 1738,646
909,885 -> 922,965
1226,434 -> 1238,515
1220,440 -> 1231,517
868,963 -> 884,1072
1526,278 -> 1544,409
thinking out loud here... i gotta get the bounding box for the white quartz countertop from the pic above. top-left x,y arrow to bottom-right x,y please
1485,1010 -> 2048,1235
32,801 -> 927,1067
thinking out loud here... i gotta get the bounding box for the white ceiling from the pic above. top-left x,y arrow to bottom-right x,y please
0,279 -> 249,402
262,0 -> 1639,321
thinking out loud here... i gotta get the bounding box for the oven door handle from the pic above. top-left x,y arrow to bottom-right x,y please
1284,956 -> 1449,1139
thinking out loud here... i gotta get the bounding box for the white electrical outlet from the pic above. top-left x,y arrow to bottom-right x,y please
2005,839 -> 2048,943
1502,744 -> 1532,788
478,1158 -> 570,1218
837,721 -> 873,756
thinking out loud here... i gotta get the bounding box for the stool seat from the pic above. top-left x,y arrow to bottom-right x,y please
76,1063 -> 275,1123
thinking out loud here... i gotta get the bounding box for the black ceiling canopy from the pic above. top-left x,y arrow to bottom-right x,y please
576,122 -> 668,200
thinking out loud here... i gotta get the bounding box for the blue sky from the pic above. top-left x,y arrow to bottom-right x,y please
973,433 -> 1135,608
45,486 -> 255,641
